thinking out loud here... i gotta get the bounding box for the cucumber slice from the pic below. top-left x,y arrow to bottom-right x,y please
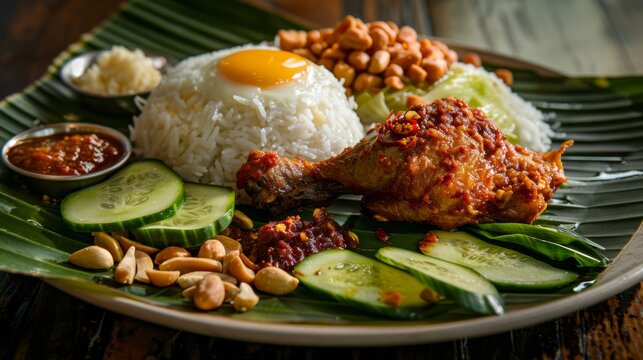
421,231 -> 579,290
376,247 -> 504,315
293,249 -> 433,320
61,160 -> 184,232
132,183 -> 235,248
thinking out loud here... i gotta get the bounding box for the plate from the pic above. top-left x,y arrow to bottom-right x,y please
1,0 -> 643,347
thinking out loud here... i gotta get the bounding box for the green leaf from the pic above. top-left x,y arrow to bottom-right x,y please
465,223 -> 609,268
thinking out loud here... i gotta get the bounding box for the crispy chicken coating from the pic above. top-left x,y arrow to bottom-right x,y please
237,98 -> 571,229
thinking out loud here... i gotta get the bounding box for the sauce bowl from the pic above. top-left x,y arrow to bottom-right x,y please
1,122 -> 132,198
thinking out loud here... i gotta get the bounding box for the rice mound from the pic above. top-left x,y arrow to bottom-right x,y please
130,45 -> 364,189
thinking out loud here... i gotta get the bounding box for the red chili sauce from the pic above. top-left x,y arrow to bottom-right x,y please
7,132 -> 123,176
227,208 -> 359,272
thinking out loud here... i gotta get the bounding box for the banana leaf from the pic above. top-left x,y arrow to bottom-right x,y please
0,0 -> 642,326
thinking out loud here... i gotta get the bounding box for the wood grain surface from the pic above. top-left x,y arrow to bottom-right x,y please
0,0 -> 642,359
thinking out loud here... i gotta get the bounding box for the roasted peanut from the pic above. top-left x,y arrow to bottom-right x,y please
368,50 -> 390,74
406,94 -> 429,107
212,235 -> 242,254
462,52 -> 482,67
115,246 -> 136,285
408,64 -> 428,84
384,75 -> 405,90
422,58 -> 448,83
309,42 -> 327,56
229,255 -> 255,284
134,250 -> 154,283
146,269 -> 180,287
306,29 -> 322,44
338,27 -> 372,50
194,274 -> 225,311
432,39 -> 450,55
222,250 -> 240,274
333,61 -> 356,86
384,63 -> 404,78
387,21 -> 400,34
292,48 -> 316,61
369,21 -> 397,44
223,282 -> 241,302
154,246 -> 191,265
353,73 -> 383,93
177,271 -> 238,289
424,46 -> 445,60
392,49 -> 422,69
328,15 -> 357,44
317,58 -> 336,71
159,257 -> 222,274
93,232 -> 123,262
232,209 -> 253,230
387,42 -> 405,60
254,267 -> 299,295
232,282 -> 259,312
407,41 -> 422,53
396,26 -> 417,45
347,51 -> 370,71
321,44 -> 346,60
198,239 -> 226,262
495,69 -> 514,86
113,233 -> 159,254
369,27 -> 389,50
319,27 -> 333,41
419,38 -> 433,57
69,246 -> 114,270
277,29 -> 307,51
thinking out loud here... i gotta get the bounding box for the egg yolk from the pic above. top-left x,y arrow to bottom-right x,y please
217,49 -> 309,89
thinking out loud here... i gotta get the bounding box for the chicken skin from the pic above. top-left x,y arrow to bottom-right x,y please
236,98 -> 571,229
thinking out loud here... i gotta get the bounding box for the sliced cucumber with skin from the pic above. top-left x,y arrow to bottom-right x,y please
61,160 -> 184,232
132,183 -> 235,248
376,247 -> 504,315
421,231 -> 579,291
293,249 -> 434,320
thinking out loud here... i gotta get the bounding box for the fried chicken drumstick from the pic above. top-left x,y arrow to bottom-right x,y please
237,98 -> 571,229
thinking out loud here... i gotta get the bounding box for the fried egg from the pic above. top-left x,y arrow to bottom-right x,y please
194,45 -> 329,105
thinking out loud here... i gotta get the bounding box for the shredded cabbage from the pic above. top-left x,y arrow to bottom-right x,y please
354,63 -> 552,151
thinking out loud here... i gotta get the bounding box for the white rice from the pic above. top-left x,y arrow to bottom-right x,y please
130,45 -> 364,189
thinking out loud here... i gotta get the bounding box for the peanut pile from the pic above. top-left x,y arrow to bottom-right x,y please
67,210 -> 299,313
278,16 -> 514,95
278,16 -> 458,95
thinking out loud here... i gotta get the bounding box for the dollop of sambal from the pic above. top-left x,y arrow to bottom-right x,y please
230,208 -> 358,272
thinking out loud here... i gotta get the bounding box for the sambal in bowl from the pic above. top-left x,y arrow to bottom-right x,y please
1,122 -> 131,198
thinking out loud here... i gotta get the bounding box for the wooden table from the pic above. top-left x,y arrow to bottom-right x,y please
1,1 -> 641,358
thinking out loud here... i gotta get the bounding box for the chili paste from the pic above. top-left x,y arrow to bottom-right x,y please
7,132 -> 123,176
